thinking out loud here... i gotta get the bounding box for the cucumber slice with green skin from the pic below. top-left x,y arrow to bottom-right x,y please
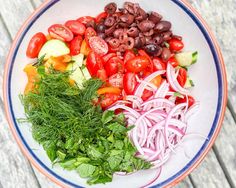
81,65 -> 91,80
72,54 -> 84,67
67,63 -> 85,89
184,77 -> 195,88
38,39 -> 70,60
175,51 -> 198,67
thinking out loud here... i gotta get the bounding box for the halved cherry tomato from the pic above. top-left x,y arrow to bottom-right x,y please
97,87 -> 121,95
168,57 -> 179,67
176,95 -> 195,107
151,75 -> 162,87
102,53 -> 116,64
125,56 -> 149,73
138,50 -> 153,72
142,90 -> 153,101
95,12 -> 108,23
109,73 -> 124,88
86,51 -> 104,76
105,57 -> 124,77
65,20 -> 86,35
97,69 -> 108,81
77,16 -> 95,25
80,39 -> 91,56
70,35 -> 83,56
100,94 -> 120,109
169,38 -> 184,52
124,50 -> 136,64
89,36 -> 108,56
26,32 -> 47,58
85,27 -> 97,44
153,57 -> 166,71
123,72 -> 137,95
48,24 -> 74,42
177,68 -> 187,87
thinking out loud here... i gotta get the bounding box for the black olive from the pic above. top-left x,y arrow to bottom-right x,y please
96,24 -> 106,33
144,44 -> 159,55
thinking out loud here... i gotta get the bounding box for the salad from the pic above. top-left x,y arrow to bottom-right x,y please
22,2 -> 199,185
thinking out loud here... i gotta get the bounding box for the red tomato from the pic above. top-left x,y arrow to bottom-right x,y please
77,16 -> 95,25
123,72 -> 137,95
177,68 -> 187,87
169,38 -> 184,52
65,20 -> 86,35
102,53 -> 116,64
125,56 -> 149,73
176,95 -> 195,107
95,12 -> 108,23
85,27 -> 97,44
124,50 -> 136,64
109,73 -> 124,88
100,94 -> 120,109
97,69 -> 108,81
86,51 -> 104,76
26,32 -> 47,58
89,36 -> 108,56
142,89 -> 153,101
138,50 -> 154,72
48,24 -> 74,42
168,57 -> 179,67
70,35 -> 83,56
153,57 -> 166,71
105,57 -> 124,77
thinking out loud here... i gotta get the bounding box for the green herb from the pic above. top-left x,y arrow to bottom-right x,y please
189,79 -> 195,87
33,54 -> 46,67
174,92 -> 184,98
164,42 -> 170,48
21,69 -> 151,185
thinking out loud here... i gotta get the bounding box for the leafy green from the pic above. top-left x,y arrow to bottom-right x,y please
21,69 -> 151,185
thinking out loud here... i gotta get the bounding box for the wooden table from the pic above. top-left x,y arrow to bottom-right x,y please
0,0 -> 236,187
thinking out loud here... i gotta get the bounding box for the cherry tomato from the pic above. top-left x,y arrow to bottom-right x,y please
105,57 -> 124,77
100,93 -> 120,109
97,69 -> 108,81
138,50 -> 154,72
70,35 -> 83,56
177,68 -> 187,87
86,51 -> 104,76
48,24 -> 74,42
108,73 -> 124,88
77,16 -> 95,25
142,90 -> 153,101
123,72 -> 137,95
168,57 -> 179,67
89,36 -> 108,56
26,32 -> 47,58
124,50 -> 136,64
125,56 -> 149,73
65,20 -> 86,35
169,38 -> 184,52
95,12 -> 108,23
176,95 -> 195,107
85,27 -> 97,44
153,57 -> 166,71
102,53 -> 116,64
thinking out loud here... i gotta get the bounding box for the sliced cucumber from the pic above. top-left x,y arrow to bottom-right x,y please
81,65 -> 91,80
175,51 -> 198,67
72,54 -> 84,67
184,77 -> 195,88
38,39 -> 70,60
67,63 -> 85,89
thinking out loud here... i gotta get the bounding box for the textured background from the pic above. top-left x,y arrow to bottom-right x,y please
0,0 -> 236,188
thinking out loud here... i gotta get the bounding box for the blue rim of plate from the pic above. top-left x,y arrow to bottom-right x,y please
4,0 -> 225,187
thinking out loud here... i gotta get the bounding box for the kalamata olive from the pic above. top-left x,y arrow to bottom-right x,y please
113,28 -> 124,38
143,29 -> 154,37
127,27 -> 139,37
105,37 -> 113,43
119,32 -> 128,43
135,7 -> 148,21
161,47 -> 171,62
86,20 -> 96,29
105,24 -> 117,36
148,11 -> 162,24
172,35 -> 183,41
126,37 -> 135,49
104,2 -> 117,14
120,14 -> 135,25
134,37 -> 145,48
104,17 -> 115,27
96,24 -> 106,33
154,21 -> 172,33
138,20 -> 155,32
119,44 -> 128,52
153,35 -> 163,45
145,36 -> 152,45
162,31 -> 172,41
119,22 -> 130,28
97,32 -> 106,39
154,47 -> 163,57
130,22 -> 137,27
108,38 -> 120,48
144,44 -> 160,56
124,2 -> 135,15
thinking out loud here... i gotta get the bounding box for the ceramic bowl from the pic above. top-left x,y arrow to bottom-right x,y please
3,0 -> 227,187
